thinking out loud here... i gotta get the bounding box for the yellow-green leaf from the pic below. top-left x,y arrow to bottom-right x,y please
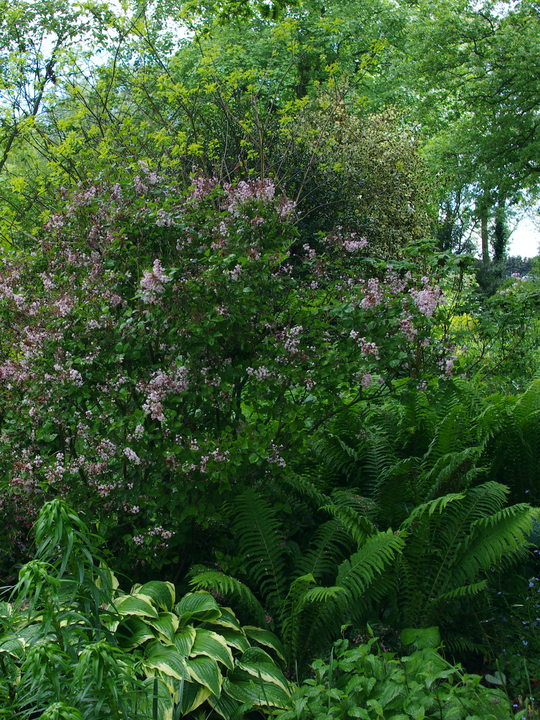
144,643 -> 188,681
243,627 -> 286,662
174,625 -> 196,656
146,612 -> 179,644
185,655 -> 222,697
192,629 -> 234,670
137,581 -> 175,611
116,617 -> 155,650
114,594 -> 159,619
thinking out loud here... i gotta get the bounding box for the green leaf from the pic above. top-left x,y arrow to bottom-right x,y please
208,690 -> 242,720
143,642 -> 189,681
185,655 -> 222,696
0,636 -> 25,658
235,648 -> 290,694
192,628 -> 234,670
485,671 -> 506,686
400,627 -> 441,649
210,606 -> 243,631
176,592 -> 222,622
174,625 -> 197,656
217,627 -> 251,653
114,594 -> 159,619
243,626 -> 286,662
180,681 -> 212,714
139,676 -> 174,720
223,674 -> 291,708
146,612 -> 179,644
115,616 -> 156,650
136,581 -> 175,611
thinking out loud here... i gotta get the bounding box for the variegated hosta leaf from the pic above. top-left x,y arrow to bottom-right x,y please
235,647 -> 290,694
173,625 -> 196,656
223,674 -> 291,708
243,626 -> 286,662
209,607 -> 243,631
192,628 -> 234,670
136,581 -> 175,612
115,616 -> 155,650
184,655 -> 222,697
145,612 -> 179,644
143,641 -> 188,681
208,690 -> 242,720
175,591 -> 222,623
113,594 -> 159,619
139,676 -> 174,720
180,680 -> 212,715
0,601 -> 12,617
0,636 -> 26,658
213,627 -> 251,653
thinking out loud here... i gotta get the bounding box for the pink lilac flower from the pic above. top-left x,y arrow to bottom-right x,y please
123,447 -> 141,465
140,259 -> 170,303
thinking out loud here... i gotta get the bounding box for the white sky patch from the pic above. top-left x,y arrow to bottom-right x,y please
508,216 -> 540,259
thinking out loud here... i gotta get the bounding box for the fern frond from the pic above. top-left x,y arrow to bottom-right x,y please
434,580 -> 488,603
336,530 -> 404,599
280,473 -> 330,508
234,490 -> 288,612
403,492 -> 466,526
321,505 -> 376,548
294,519 -> 352,581
422,447 -> 483,501
451,504 -> 536,587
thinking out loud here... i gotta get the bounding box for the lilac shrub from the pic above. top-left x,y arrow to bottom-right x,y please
0,168 -> 458,579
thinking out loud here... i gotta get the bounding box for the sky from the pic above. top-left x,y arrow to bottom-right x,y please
507,216 -> 540,258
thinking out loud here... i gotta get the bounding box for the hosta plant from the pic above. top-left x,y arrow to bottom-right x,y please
110,583 -> 291,718
0,499 -> 291,719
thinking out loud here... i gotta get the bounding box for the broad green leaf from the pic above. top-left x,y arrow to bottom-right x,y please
210,606 -> 242,631
174,625 -> 197,656
243,626 -> 286,661
217,627 -> 251,653
143,643 -> 189,681
0,636 -> 25,658
180,680 -> 212,714
137,581 -> 175,611
485,671 -> 506,685
192,628 -> 234,670
208,691 -> 242,720
234,658 -> 290,695
223,675 -> 291,708
400,626 -> 441,649
185,655 -> 222,696
176,592 -> 222,622
146,612 -> 179,643
113,594 -> 159,619
115,617 -> 155,650
139,676 -> 174,720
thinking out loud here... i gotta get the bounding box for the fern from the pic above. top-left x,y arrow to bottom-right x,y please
294,519 -> 352,582
233,489 -> 288,612
321,505 -> 376,548
398,482 -> 537,628
336,530 -> 404,599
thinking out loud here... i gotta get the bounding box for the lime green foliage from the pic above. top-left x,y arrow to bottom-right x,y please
0,500 -> 291,719
276,637 -> 511,719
